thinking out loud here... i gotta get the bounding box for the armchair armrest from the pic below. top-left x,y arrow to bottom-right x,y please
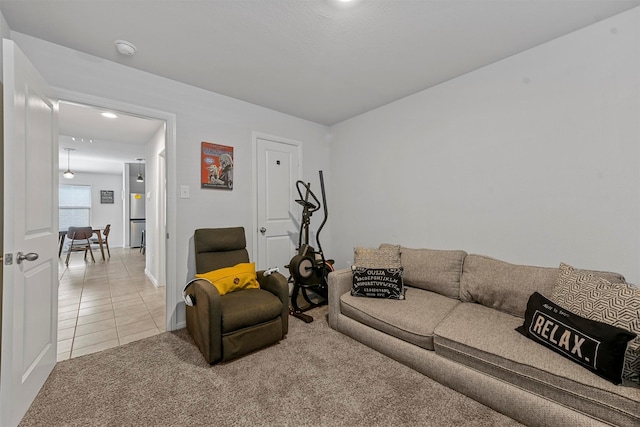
328,268 -> 352,330
185,279 -> 223,364
257,271 -> 289,336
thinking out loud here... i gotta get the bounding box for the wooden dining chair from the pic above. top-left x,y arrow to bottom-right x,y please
90,224 -> 111,257
65,226 -> 95,266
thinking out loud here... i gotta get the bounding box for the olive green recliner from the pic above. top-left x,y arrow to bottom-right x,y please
185,227 -> 289,364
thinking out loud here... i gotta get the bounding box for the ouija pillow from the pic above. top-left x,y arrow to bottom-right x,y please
352,246 -> 405,299
516,292 -> 636,385
351,266 -> 405,299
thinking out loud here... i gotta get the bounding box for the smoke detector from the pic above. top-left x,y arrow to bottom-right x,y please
114,40 -> 136,56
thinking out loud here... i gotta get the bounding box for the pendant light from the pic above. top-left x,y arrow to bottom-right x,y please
63,148 -> 75,179
136,158 -> 144,182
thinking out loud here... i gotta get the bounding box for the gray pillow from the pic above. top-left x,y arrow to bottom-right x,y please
551,263 -> 640,384
382,245 -> 466,299
354,245 -> 401,269
460,254 -> 559,318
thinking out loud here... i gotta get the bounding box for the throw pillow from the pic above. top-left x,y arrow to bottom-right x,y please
516,292 -> 636,385
351,266 -> 405,299
354,245 -> 401,269
551,263 -> 640,383
380,244 -> 466,299
195,262 -> 260,296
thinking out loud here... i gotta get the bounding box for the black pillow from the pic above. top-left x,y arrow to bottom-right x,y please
516,292 -> 636,385
351,267 -> 405,299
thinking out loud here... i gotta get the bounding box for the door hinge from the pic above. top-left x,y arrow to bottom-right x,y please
4,253 -> 13,265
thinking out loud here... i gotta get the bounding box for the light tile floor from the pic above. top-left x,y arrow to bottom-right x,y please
57,247 -> 166,361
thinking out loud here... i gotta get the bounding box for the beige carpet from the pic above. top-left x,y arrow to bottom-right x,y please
20,306 -> 523,426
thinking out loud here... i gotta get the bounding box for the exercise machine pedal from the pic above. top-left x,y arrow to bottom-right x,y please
289,308 -> 314,323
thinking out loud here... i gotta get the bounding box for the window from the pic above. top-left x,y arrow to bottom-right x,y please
59,185 -> 91,230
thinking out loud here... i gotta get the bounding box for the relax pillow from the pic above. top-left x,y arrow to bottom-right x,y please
195,262 -> 260,296
516,292 -> 636,385
551,263 -> 640,384
352,246 -> 404,299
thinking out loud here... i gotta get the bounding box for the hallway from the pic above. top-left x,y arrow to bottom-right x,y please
57,247 -> 165,361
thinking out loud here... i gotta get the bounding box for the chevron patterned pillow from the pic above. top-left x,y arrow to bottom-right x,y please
551,263 -> 640,384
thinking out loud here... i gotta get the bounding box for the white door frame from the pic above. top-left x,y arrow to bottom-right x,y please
157,149 -> 167,289
54,88 -> 179,332
251,132 -> 302,265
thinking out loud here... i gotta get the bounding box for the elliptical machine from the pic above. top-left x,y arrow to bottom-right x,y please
287,170 -> 333,323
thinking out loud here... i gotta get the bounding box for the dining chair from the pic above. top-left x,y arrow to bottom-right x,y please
65,226 -> 95,266
139,229 -> 145,255
90,224 -> 111,257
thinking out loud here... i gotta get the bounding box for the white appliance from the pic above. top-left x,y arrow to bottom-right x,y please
130,193 -> 146,248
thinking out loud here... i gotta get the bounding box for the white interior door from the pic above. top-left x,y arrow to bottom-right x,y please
256,137 -> 301,273
1,39 -> 59,427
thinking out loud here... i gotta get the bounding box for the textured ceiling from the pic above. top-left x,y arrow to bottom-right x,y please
2,0 -> 639,126
2,0 -> 638,174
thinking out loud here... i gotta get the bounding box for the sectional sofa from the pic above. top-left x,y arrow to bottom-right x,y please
327,246 -> 640,427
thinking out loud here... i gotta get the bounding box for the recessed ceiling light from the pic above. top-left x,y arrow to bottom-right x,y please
101,112 -> 118,119
70,136 -> 93,143
336,0 -> 358,7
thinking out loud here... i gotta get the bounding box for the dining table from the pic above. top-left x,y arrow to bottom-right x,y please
58,228 -> 106,261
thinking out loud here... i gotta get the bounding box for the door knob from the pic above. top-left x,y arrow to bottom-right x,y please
16,252 -> 39,264
260,227 -> 267,235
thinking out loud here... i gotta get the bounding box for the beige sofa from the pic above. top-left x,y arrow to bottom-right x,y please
328,247 -> 640,427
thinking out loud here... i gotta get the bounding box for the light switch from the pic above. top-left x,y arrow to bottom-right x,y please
180,186 -> 190,199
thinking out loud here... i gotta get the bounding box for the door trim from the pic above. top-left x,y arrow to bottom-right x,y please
251,132 -> 303,265
53,87 -> 178,332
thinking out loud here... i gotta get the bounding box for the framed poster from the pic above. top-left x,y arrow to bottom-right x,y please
201,142 -> 234,190
100,190 -> 114,204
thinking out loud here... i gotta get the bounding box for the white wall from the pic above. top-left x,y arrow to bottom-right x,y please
329,8 -> 640,283
58,171 -> 125,248
11,31 -> 331,327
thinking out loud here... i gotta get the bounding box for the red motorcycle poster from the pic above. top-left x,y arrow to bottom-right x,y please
201,142 -> 233,190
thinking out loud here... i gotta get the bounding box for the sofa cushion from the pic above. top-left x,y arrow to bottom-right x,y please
516,292 -> 636,385
460,255 -> 559,318
459,255 -> 627,318
380,244 -> 466,298
340,287 -> 460,350
221,288 -> 282,333
434,303 -> 640,426
551,263 -> 640,384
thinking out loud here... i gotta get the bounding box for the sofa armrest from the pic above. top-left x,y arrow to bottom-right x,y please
257,271 -> 289,336
328,268 -> 352,330
185,278 -> 222,364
